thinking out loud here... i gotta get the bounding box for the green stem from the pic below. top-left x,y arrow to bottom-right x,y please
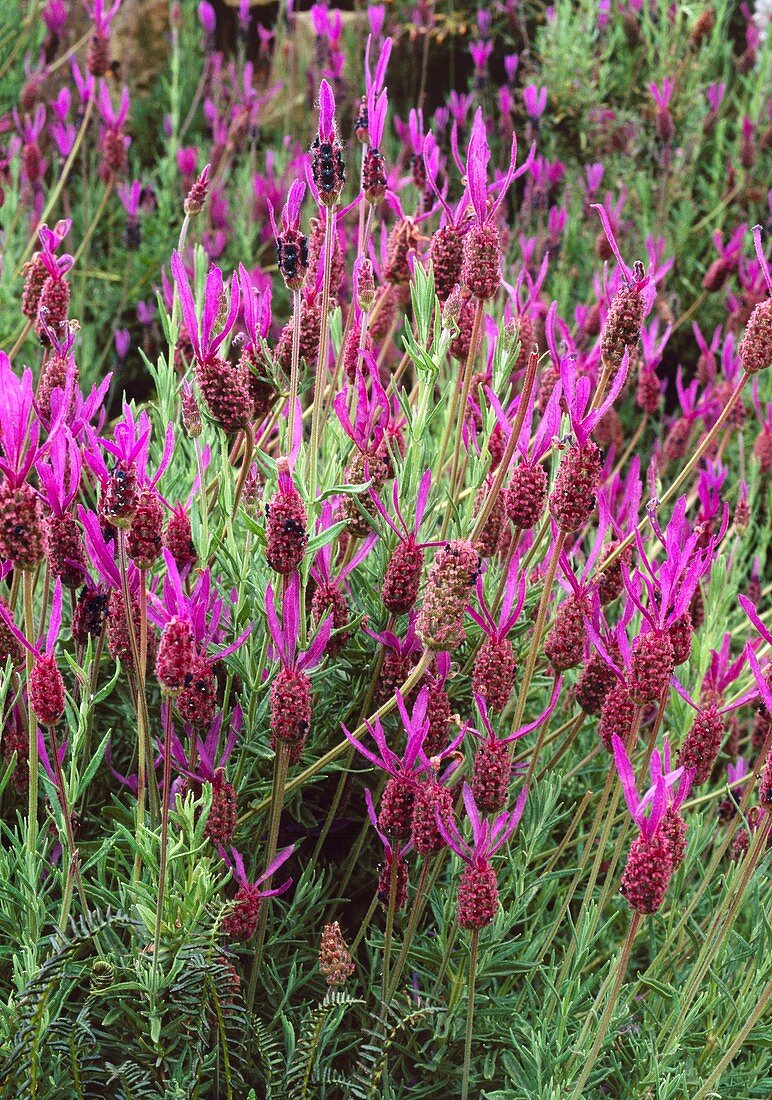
232,421 -> 254,517
461,931 -> 479,1100
519,531 -> 568,780
381,849 -> 400,1004
238,650 -> 432,826
23,571 -> 39,893
151,700 -> 175,993
469,347 -> 538,543
568,913 -> 642,1098
442,299 -> 485,537
71,179 -> 114,268
248,741 -> 290,1010
307,204 -> 337,503
691,980 -> 772,1100
17,98 -> 95,271
287,288 -> 302,446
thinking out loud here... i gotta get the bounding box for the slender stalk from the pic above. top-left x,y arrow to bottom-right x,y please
568,913 -> 641,1099
72,179 -> 114,267
461,931 -> 479,1100
443,299 -> 485,532
519,531 -> 568,779
690,981 -> 771,1100
194,438 -> 210,555
385,859 -> 433,1002
381,850 -> 400,1003
151,701 -> 175,990
350,893 -> 379,953
590,358 -> 613,410
232,422 -> 254,516
116,535 -> 151,880
287,288 -> 302,446
537,712 -> 585,780
23,572 -> 38,870
8,320 -> 33,362
17,97 -> 96,271
311,634 -> 389,866
248,741 -> 290,1009
48,722 -> 91,929
661,814 -> 771,1050
307,205 -> 337,501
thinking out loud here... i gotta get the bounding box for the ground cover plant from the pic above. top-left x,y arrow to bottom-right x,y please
0,1 -> 770,1096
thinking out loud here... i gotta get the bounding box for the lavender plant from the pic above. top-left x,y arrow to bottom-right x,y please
0,2 -> 770,1098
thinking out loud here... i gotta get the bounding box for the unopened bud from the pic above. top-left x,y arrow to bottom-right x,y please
184,165 -> 210,217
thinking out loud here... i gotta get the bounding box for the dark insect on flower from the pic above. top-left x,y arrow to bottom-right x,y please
265,460 -> 308,575
101,460 -> 139,530
156,616 -> 196,696
0,482 -> 44,572
271,179 -> 309,291
311,80 -> 345,207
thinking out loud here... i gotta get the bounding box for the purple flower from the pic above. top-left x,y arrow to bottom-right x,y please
333,354 -> 389,456
117,179 -> 141,217
343,687 -> 431,780
316,78 -> 337,144
114,328 -> 130,359
198,1 -> 215,35
37,427 -> 81,517
470,39 -> 493,72
43,0 -> 68,35
465,107 -> 534,228
368,4 -> 386,38
556,339 -> 630,449
523,85 -> 548,120
706,82 -> 726,114
648,77 -> 674,110
624,496 -> 723,635
613,734 -> 690,840
266,573 -> 331,674
504,54 -> 519,83
97,82 -> 130,130
171,251 -> 240,365
584,162 -> 604,193
71,59 -> 95,106
85,0 -> 121,34
436,782 -> 528,866
220,843 -> 294,898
